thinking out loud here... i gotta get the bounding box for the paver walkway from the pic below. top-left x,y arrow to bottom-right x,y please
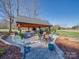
24,36 -> 65,59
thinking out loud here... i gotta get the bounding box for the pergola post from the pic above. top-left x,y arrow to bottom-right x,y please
39,27 -> 41,31
48,26 -> 51,32
28,27 -> 30,31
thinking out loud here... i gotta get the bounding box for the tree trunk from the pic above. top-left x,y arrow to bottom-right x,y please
9,17 -> 12,33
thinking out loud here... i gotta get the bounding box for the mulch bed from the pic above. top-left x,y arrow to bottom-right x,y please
56,37 -> 79,59
0,41 -> 22,59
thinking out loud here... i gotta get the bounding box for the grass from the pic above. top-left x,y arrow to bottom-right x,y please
57,30 -> 79,39
0,29 -> 79,39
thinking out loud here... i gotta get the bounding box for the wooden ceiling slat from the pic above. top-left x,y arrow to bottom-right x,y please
16,23 -> 49,28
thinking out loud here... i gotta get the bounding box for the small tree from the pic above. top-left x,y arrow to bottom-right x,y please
0,0 -> 14,33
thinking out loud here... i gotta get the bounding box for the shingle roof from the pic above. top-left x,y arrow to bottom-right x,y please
15,17 -> 50,25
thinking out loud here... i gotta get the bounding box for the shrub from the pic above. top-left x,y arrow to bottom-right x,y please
19,32 -> 24,39
0,48 -> 5,56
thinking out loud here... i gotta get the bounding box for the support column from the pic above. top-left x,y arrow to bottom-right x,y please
28,27 -> 30,31
48,26 -> 51,32
39,27 -> 41,30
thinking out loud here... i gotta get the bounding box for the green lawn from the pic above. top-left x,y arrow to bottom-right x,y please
57,30 -> 79,39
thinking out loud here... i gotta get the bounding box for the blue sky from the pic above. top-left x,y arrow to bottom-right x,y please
0,0 -> 79,27
39,0 -> 79,27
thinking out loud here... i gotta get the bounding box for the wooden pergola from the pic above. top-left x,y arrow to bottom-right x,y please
16,22 -> 50,28
16,17 -> 51,28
